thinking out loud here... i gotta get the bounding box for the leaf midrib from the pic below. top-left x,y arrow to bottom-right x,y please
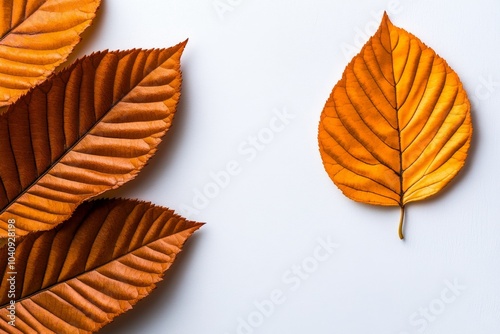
384,17 -> 404,207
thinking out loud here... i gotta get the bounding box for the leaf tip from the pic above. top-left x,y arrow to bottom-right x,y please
381,10 -> 395,29
177,39 -> 189,53
191,224 -> 204,237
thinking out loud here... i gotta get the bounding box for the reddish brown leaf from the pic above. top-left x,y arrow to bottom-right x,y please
0,42 -> 186,237
0,198 -> 202,333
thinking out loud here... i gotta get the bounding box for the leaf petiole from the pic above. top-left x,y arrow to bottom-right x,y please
398,205 -> 405,240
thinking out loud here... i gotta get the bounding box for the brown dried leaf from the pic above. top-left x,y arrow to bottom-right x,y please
0,42 -> 186,237
0,198 -> 202,333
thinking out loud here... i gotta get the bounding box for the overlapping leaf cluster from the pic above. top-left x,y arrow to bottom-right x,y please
0,1 -> 201,332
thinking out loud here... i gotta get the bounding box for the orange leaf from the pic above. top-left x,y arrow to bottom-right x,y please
318,13 -> 472,239
0,42 -> 186,237
0,0 -> 101,108
0,198 -> 202,333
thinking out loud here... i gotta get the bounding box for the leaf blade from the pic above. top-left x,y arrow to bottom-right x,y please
0,0 -> 101,108
0,198 -> 202,333
318,14 -> 472,220
0,42 -> 186,236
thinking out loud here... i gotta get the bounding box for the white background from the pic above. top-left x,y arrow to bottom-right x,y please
69,0 -> 500,333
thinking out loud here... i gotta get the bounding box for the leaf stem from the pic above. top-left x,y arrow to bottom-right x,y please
398,205 -> 405,240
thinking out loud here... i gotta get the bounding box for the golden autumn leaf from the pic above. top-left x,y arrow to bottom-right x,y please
0,198 -> 202,333
318,13 -> 472,239
0,0 -> 101,109
0,42 -> 186,238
